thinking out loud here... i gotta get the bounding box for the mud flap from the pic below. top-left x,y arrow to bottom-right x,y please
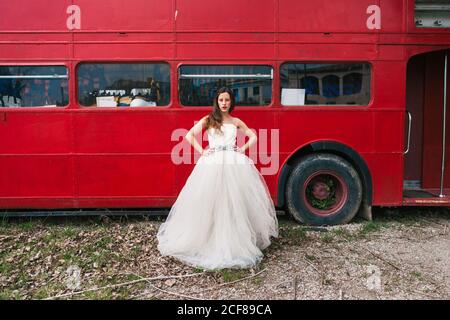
357,196 -> 372,221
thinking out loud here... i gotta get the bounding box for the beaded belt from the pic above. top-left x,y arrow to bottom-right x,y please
209,145 -> 238,152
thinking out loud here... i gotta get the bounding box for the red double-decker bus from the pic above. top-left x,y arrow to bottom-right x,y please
1,0 -> 450,225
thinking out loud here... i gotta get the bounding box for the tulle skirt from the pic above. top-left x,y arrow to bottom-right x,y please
157,150 -> 278,270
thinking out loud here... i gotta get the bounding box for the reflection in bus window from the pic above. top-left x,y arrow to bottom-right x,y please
280,63 -> 371,106
343,73 -> 363,95
179,65 -> 273,106
0,66 -> 68,107
301,76 -> 319,95
322,75 -> 340,98
77,63 -> 170,107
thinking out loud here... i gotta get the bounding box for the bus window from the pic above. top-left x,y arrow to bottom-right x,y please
415,0 -> 450,28
77,63 -> 170,107
0,66 -> 68,107
280,63 -> 371,106
179,65 -> 273,106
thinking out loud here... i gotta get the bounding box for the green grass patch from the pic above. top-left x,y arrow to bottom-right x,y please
220,269 -> 248,283
253,276 -> 263,286
410,271 -> 423,280
19,220 -> 38,231
62,227 -> 78,238
97,235 -> 113,248
304,254 -> 316,261
332,227 -> 352,237
33,283 -> 66,300
280,226 -> 309,245
359,221 -> 384,236
320,233 -> 334,243
0,288 -> 23,300
131,245 -> 142,257
80,274 -> 144,300
0,261 -> 14,277
61,249 -> 78,262
332,227 -> 360,241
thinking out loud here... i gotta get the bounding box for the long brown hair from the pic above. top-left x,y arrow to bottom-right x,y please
205,87 -> 235,131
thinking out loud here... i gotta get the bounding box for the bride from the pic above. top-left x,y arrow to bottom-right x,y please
157,87 -> 278,270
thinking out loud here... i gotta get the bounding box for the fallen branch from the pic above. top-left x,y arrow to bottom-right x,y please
149,282 -> 204,300
303,258 -> 322,275
133,273 -> 204,300
427,218 -> 450,228
409,289 -> 447,300
360,246 -> 444,293
302,257 -> 327,285
360,245 -> 401,271
421,231 -> 448,240
271,279 -> 292,290
189,268 -> 267,295
44,272 -> 206,300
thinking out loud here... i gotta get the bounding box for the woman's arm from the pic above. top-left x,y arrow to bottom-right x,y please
185,116 -> 207,155
235,118 -> 257,153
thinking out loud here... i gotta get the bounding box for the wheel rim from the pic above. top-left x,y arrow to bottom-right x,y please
301,170 -> 348,216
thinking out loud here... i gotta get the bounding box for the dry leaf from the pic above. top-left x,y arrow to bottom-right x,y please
164,279 -> 176,287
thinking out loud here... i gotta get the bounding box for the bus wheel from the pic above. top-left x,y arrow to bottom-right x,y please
286,153 -> 362,225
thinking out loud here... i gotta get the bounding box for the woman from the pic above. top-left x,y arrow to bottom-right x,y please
157,87 -> 278,270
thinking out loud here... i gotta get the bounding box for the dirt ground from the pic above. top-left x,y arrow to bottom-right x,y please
0,207 -> 449,300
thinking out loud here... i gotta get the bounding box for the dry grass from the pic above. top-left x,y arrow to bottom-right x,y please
1,207 -> 449,300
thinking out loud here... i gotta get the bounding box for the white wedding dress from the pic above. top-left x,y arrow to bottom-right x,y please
157,123 -> 278,270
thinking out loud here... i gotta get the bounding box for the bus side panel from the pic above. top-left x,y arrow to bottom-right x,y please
365,153 -> 403,205
73,43 -> 175,60
75,154 -> 174,198
0,155 -> 73,198
75,0 -> 173,31
279,110 -> 373,155
279,0 -> 383,33
0,44 -> 71,60
0,113 -> 71,154
177,43 -> 274,61
278,109 -> 404,206
374,60 -> 406,109
72,111 -> 176,205
0,0 -> 71,31
0,112 -> 73,204
176,0 -> 274,32
278,44 -> 378,61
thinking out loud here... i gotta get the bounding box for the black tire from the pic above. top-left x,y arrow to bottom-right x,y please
286,153 -> 362,225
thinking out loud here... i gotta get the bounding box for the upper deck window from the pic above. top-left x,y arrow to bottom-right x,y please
280,63 -> 371,106
0,66 -> 68,108
77,63 -> 170,107
179,65 -> 273,106
415,0 -> 450,28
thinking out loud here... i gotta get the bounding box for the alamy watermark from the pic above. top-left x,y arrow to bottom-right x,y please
170,127 -> 280,176
65,265 -> 82,291
366,264 -> 382,292
65,4 -> 381,31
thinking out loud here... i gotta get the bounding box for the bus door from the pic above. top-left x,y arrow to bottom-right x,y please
404,49 -> 450,199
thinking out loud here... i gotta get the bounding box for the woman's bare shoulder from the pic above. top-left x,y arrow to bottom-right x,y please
232,117 -> 246,128
199,115 -> 209,124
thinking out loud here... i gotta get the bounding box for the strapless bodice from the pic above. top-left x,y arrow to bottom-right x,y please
207,123 -> 237,149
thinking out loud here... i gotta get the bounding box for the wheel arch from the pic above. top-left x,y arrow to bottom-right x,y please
277,141 -> 373,208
